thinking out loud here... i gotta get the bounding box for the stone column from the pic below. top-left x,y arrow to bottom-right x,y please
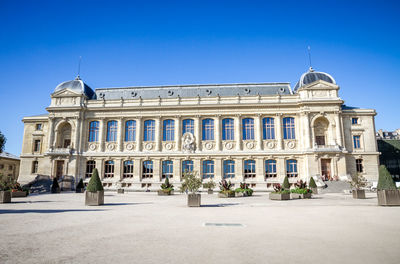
134,158 -> 142,182
335,113 -> 343,147
73,117 -> 81,151
173,158 -> 181,182
304,112 -> 311,149
97,158 -> 105,180
155,117 -> 161,151
214,158 -> 222,182
47,117 -> 55,150
175,116 -> 181,151
215,115 -> 221,151
255,114 -> 262,150
136,118 -> 142,151
235,158 -> 243,182
275,114 -> 283,150
234,115 -> 242,151
277,157 -> 286,181
194,116 -> 201,152
117,118 -> 123,152
153,158 -> 161,182
114,158 -> 123,181
256,157 -> 264,182
99,118 -> 105,152
194,157 -> 201,177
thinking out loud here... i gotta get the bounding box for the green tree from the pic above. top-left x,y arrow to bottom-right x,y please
309,177 -> 317,188
0,130 -> 6,153
377,165 -> 396,191
180,170 -> 202,194
86,168 -> 104,192
282,175 -> 290,190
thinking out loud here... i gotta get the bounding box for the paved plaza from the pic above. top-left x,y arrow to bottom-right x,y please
1,191 -> 399,264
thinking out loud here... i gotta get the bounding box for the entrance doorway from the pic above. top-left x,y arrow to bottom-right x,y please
321,159 -> 331,181
56,160 -> 64,179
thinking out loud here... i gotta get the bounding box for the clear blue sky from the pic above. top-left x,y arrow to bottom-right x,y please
1,0 -> 399,156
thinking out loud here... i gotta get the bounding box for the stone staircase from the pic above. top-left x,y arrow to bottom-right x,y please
23,175 -> 52,194
320,180 -> 351,194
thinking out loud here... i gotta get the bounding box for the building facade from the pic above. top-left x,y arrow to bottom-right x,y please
18,68 -> 379,190
0,152 -> 20,182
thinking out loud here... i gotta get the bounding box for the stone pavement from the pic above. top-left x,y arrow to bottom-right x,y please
0,192 -> 399,264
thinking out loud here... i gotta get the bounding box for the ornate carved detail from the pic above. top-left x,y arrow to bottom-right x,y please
287,141 -> 296,149
145,143 -> 154,150
182,132 -> 195,153
89,143 -> 97,151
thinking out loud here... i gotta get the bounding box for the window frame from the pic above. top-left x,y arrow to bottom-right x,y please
163,119 -> 175,141
283,117 -> 296,140
123,160 -> 134,178
162,160 -> 174,179
242,118 -> 255,140
142,160 -> 153,178
263,117 -> 275,140
265,159 -> 277,178
143,120 -> 156,142
244,159 -> 256,178
31,161 -> 38,174
202,160 -> 215,179
223,160 -> 235,178
353,135 -> 361,149
106,120 -> 118,142
85,160 -> 96,178
104,160 -> 115,178
356,159 -> 363,173
125,120 -> 136,142
222,118 -> 234,140
182,119 -> 194,135
88,121 -> 99,142
286,159 -> 298,178
33,139 -> 41,152
202,118 -> 215,140
182,160 -> 194,174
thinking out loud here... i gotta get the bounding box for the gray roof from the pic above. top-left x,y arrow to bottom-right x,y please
54,76 -> 95,99
294,67 -> 336,92
94,82 -> 292,100
0,152 -> 20,160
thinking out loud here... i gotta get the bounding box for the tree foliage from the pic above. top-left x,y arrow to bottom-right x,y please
309,177 -> 317,188
377,165 -> 396,191
180,170 -> 202,194
282,175 -> 290,190
86,168 -> 104,192
0,130 -> 6,153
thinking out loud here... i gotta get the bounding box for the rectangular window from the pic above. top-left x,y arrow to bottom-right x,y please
263,118 -> 275,140
222,118 -> 234,140
265,160 -> 277,178
286,160 -> 298,177
142,161 -> 153,178
202,160 -> 215,179
182,160 -> 194,174
125,120 -> 136,142
223,160 -> 235,178
182,119 -> 194,135
144,120 -> 155,141
244,160 -> 256,178
162,160 -> 173,179
242,118 -> 255,140
283,117 -> 295,140
106,121 -> 118,142
32,161 -> 38,174
123,160 -> 134,178
352,118 -> 359,125
356,159 -> 363,173
36,124 -> 42,130
33,140 -> 41,152
88,121 -> 99,142
163,120 -> 175,141
85,160 -> 96,178
8,165 -> 13,171
104,161 -> 115,178
202,119 -> 214,140
353,135 -> 361,149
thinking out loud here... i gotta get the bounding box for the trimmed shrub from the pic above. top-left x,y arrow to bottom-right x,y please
377,165 -> 396,191
282,176 -> 290,190
76,179 -> 84,190
51,177 -> 60,193
86,168 -> 104,192
160,176 -> 174,191
309,177 -> 317,188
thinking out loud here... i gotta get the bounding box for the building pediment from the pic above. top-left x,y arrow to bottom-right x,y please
51,88 -> 84,98
299,80 -> 339,90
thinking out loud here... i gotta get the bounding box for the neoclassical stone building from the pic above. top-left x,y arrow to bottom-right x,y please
18,68 -> 379,190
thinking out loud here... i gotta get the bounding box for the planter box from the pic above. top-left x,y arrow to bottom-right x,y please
290,193 -> 301,199
218,191 -> 235,198
207,189 -> 214,194
352,189 -> 366,199
0,191 -> 11,203
378,190 -> 400,206
85,191 -> 104,206
311,187 -> 318,194
11,191 -> 28,197
302,193 -> 312,199
188,193 -> 201,207
235,192 -> 248,197
117,189 -> 124,194
76,188 -> 84,193
158,190 -> 173,196
269,193 -> 290,200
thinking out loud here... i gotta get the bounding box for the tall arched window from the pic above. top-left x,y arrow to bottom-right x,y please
104,160 -> 114,178
182,119 -> 194,135
223,160 -> 235,178
182,160 -> 193,174
202,119 -> 214,140
286,159 -> 298,177
144,120 -> 155,141
244,160 -> 256,178
162,160 -> 173,179
85,160 -> 96,178
106,120 -> 118,142
88,121 -> 99,142
123,160 -> 134,178
263,117 -> 275,140
265,159 -> 277,178
283,117 -> 295,139
202,160 -> 214,179
125,120 -> 136,142
222,118 -> 234,140
163,119 -> 175,141
142,160 -> 153,178
242,118 -> 255,140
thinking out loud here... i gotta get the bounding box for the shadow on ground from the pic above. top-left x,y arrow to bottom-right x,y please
201,203 -> 240,207
101,202 -> 154,206
0,209 -> 106,214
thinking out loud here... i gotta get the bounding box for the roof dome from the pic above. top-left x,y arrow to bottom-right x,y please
294,67 -> 336,92
54,76 -> 95,99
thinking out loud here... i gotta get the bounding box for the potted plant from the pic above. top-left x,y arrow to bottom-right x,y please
11,181 -> 29,197
158,176 -> 174,195
0,173 -> 12,203
235,182 -> 254,197
218,179 -> 235,198
350,173 -> 367,199
290,180 -> 312,199
180,171 -> 202,207
85,168 -> 104,206
377,165 -> 400,206
203,180 -> 216,194
76,178 -> 85,193
269,183 -> 291,200
309,177 -> 318,194
51,177 -> 61,193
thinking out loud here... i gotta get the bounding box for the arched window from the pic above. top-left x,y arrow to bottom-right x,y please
123,160 -> 134,178
242,118 -> 255,140
85,160 -> 96,178
286,159 -> 298,177
142,160 -> 153,178
144,120 -> 155,141
265,160 -> 277,178
182,160 -> 193,174
283,117 -> 295,139
106,120 -> 118,142
104,160 -> 114,178
162,160 -> 173,179
223,160 -> 235,178
88,121 -> 99,142
202,119 -> 214,140
163,119 -> 175,141
244,160 -> 256,178
202,160 -> 214,179
222,118 -> 234,140
263,117 -> 275,140
182,119 -> 194,135
125,120 -> 136,142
